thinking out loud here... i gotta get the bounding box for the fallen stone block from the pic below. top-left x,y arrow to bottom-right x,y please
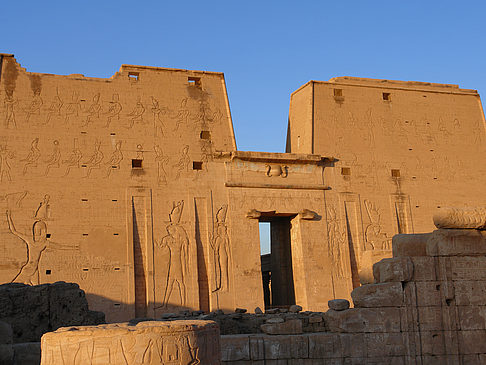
351,282 -> 404,308
289,305 -> 303,313
40,320 -> 220,365
373,257 -> 413,283
328,299 -> 350,311
433,206 -> 486,230
426,229 -> 486,257
392,233 -> 430,257
260,319 -> 303,335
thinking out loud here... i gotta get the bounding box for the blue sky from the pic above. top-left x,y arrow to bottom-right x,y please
2,1 -> 484,254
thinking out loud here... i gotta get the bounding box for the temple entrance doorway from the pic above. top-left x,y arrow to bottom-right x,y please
259,214 -> 296,309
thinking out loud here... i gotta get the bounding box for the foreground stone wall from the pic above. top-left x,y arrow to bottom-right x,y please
221,218 -> 486,364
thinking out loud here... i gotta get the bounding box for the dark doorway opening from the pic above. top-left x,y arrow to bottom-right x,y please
259,215 -> 296,309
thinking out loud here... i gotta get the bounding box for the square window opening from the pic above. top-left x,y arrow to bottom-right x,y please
193,161 -> 203,170
188,76 -> 202,88
334,88 -> 343,97
132,159 -> 143,169
341,167 -> 351,176
391,169 -> 400,178
128,72 -> 139,81
200,131 -> 211,140
383,92 -> 391,101
45,270 -> 51,275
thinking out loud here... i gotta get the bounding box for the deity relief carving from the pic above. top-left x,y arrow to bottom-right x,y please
105,93 -> 122,127
174,145 -> 190,180
83,92 -> 101,126
159,201 -> 189,308
22,138 -> 41,175
4,90 -> 17,128
105,141 -> 123,177
45,88 -> 63,124
326,206 -> 347,278
127,97 -> 145,129
64,91 -> 80,124
151,96 -> 167,137
45,140 -> 61,176
363,200 -> 391,250
25,90 -> 43,124
154,145 -> 169,185
63,139 -> 82,177
84,140 -> 104,178
210,204 -> 231,292
265,164 -> 288,178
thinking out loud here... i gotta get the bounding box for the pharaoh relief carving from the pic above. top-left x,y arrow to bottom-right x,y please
4,90 -> 17,128
21,138 -> 41,175
363,200 -> 391,251
63,138 -> 82,177
0,144 -> 14,182
150,96 -> 167,137
326,206 -> 347,278
210,204 -> 231,292
105,141 -> 123,177
159,201 -> 189,308
265,164 -> 288,178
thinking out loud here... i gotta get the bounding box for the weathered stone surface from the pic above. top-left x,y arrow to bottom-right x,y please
373,257 -> 413,283
289,305 -> 303,313
351,282 -> 404,308
260,319 -> 303,335
392,233 -> 430,257
0,322 -> 12,345
265,317 -> 284,324
434,207 -> 486,230
410,256 -> 436,281
254,307 -> 263,315
0,344 -> 13,365
455,281 -> 486,306
12,342 -> 41,365
0,282 -> 104,343
324,308 -> 401,333
328,299 -> 350,311
41,320 -> 220,365
308,332 -> 342,359
426,229 -> 486,257
221,334 -> 250,361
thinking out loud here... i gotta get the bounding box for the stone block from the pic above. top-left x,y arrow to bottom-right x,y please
308,333 -> 342,359
455,281 -> 486,306
221,335 -> 250,361
264,335 -> 291,359
373,257 -> 413,283
344,357 -> 404,365
460,330 -> 486,354
12,342 -> 41,365
351,282 -> 404,308
289,305 -> 303,313
417,307 -> 458,331
340,333 -> 366,357
392,233 -> 430,257
249,335 -> 265,360
290,335 -> 309,358
0,344 -> 13,365
433,207 -> 486,230
449,257 -> 486,281
308,314 -> 323,323
420,331 -> 459,356
0,322 -> 12,345
365,333 -> 406,357
261,319 -> 303,335
324,308 -> 401,333
411,257 -> 437,281
328,299 -> 349,311
40,320 -> 220,365
458,306 -> 486,330
414,282 -> 442,307
426,229 -> 486,257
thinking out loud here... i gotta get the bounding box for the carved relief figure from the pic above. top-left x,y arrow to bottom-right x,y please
22,138 -> 41,175
174,145 -> 190,180
127,97 -> 145,128
84,140 -> 104,177
4,90 -> 17,128
45,88 -> 63,124
173,98 -> 189,131
326,206 -> 347,278
105,93 -> 122,127
363,200 -> 392,250
25,90 -> 43,123
84,92 -> 101,126
44,140 -> 61,176
105,141 -> 123,177
210,204 -> 231,292
151,97 -> 166,136
159,201 -> 189,307
64,91 -> 80,124
154,145 -> 169,185
62,139 -> 82,176
0,144 -> 14,182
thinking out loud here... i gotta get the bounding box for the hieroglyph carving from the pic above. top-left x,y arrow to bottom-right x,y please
210,204 -> 231,292
434,206 -> 486,230
265,164 -> 288,177
159,201 -> 189,307
326,207 -> 347,278
363,200 -> 392,250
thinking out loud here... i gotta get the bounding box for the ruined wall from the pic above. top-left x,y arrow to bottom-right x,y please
288,77 -> 486,285
221,215 -> 486,364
